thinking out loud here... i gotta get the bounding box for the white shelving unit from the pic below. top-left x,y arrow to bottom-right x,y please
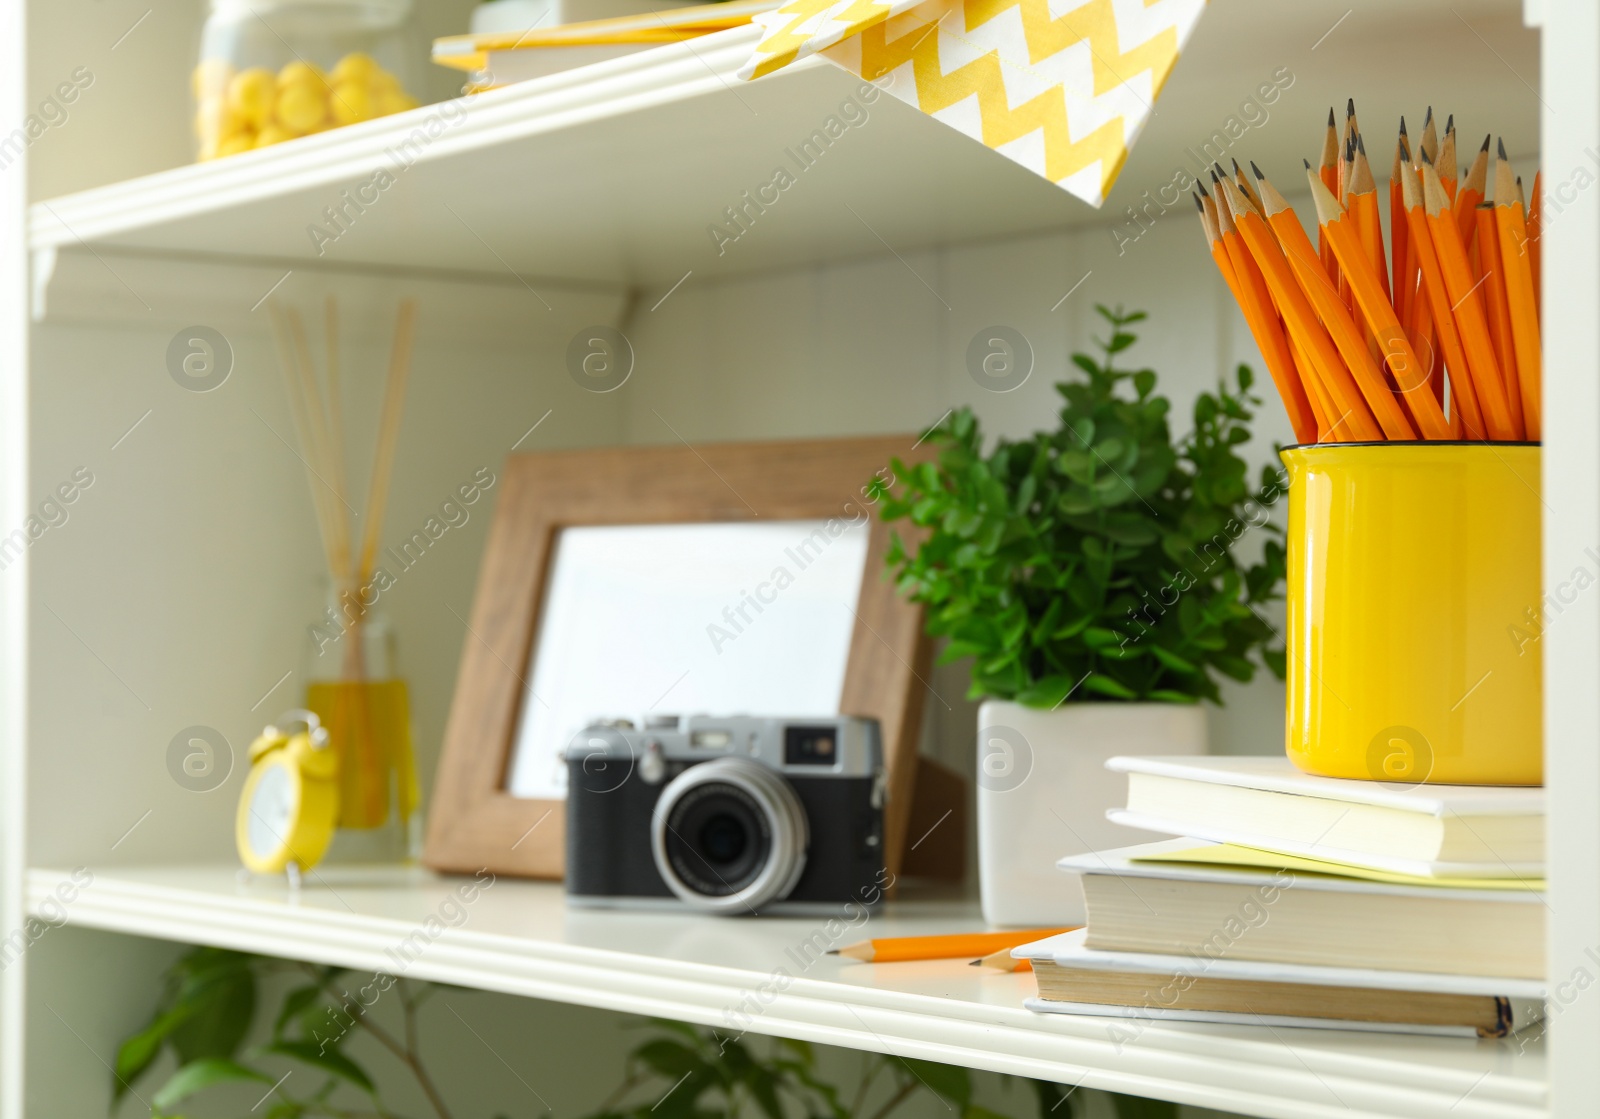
26,865 -> 1547,1119
2,1 -> 1595,1117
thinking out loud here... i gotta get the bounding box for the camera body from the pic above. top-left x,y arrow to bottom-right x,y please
565,714 -> 885,914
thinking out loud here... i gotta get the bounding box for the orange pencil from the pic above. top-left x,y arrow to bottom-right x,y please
1475,202 -> 1524,437
1232,157 -> 1264,217
1260,170 -> 1418,441
831,929 -> 1074,962
1421,156 -> 1518,440
1437,116 -> 1458,202
1529,170 -> 1543,316
1420,106 -> 1439,166
1452,134 -> 1490,246
1495,142 -> 1542,438
1301,168 -> 1450,439
1401,160 -> 1488,438
1411,107 -> 1446,407
972,947 -> 1033,972
1349,138 -> 1389,299
1217,174 -> 1383,441
1197,191 -> 1319,444
1212,179 -> 1331,439
1318,108 -> 1341,281
1390,124 -> 1414,327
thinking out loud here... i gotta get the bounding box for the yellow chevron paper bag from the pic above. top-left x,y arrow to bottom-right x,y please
738,0 -> 1207,207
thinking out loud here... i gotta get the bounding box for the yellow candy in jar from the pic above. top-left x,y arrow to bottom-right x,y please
216,130 -> 256,157
256,124 -> 296,148
227,68 -> 277,131
330,80 -> 374,126
370,71 -> 414,117
275,82 -> 328,134
330,51 -> 379,86
278,60 -> 326,88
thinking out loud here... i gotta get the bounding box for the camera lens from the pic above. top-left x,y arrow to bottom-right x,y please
651,757 -> 808,914
699,813 -> 748,864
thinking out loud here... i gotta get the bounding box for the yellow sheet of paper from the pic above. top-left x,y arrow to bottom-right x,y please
1132,842 -> 1546,892
739,0 -> 1207,206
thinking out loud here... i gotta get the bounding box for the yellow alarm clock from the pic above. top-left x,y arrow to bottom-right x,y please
235,710 -> 339,876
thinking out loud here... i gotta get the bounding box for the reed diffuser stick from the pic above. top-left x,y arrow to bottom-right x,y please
358,299 -> 418,588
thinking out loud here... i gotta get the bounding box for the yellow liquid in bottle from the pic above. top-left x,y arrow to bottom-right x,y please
305,679 -> 420,830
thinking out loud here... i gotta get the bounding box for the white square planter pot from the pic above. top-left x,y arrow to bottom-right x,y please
976,699 -> 1207,927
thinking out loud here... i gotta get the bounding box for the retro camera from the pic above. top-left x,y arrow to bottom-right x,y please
564,714 -> 885,913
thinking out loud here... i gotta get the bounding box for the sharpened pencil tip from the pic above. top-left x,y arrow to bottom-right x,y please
1347,97 -> 1355,117
1446,113 -> 1454,133
1498,137 -> 1509,160
1193,191 -> 1203,212
825,949 -> 840,955
1197,178 -> 1209,197
1480,133 -> 1491,153
1420,147 -> 1433,166
1425,105 -> 1433,125
1231,156 -> 1243,175
1356,134 -> 1367,155
1327,107 -> 1336,128
1399,116 -> 1408,136
1303,157 -> 1312,170
1251,160 -> 1265,180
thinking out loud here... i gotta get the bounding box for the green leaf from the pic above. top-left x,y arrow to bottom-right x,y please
1082,674 -> 1138,700
1082,627 -> 1122,649
1149,646 -> 1198,674
114,1009 -> 185,1103
274,985 -> 325,1041
262,1041 -> 376,1094
169,957 -> 256,1065
901,1059 -> 970,1105
1015,676 -> 1074,708
151,1058 -> 272,1113
635,1039 -> 710,1080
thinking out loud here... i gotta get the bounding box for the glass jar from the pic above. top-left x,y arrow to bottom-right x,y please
303,583 -> 423,863
194,0 -> 423,161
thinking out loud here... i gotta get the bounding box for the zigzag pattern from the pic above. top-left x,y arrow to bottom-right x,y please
743,0 -> 1206,206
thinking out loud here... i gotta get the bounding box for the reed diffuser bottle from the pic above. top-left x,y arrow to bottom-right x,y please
305,586 -> 422,862
271,296 -> 423,865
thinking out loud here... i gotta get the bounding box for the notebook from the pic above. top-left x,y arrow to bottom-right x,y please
1014,930 -> 1543,1038
1106,754 -> 1543,877
1057,841 -> 1545,979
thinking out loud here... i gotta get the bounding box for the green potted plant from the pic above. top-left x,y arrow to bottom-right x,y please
872,305 -> 1287,925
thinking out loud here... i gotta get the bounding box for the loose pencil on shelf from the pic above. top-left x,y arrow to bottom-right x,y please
1196,103 -> 1540,445
829,929 -> 1075,963
972,947 -> 1032,973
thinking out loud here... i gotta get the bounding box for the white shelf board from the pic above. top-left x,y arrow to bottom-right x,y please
30,864 -> 1545,1119
26,1 -> 1538,288
27,26 -> 1073,288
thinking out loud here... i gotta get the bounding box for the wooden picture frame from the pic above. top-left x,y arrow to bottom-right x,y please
424,435 -> 957,882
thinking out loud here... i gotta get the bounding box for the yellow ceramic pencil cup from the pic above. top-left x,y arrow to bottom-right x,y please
1282,443 -> 1542,785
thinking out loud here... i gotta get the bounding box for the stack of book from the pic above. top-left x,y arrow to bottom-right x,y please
1013,755 -> 1545,1037
432,0 -> 780,92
